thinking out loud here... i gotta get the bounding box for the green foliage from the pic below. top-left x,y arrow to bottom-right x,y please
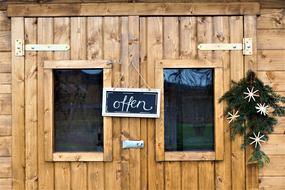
219,70 -> 285,167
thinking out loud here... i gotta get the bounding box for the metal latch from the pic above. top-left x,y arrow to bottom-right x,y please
122,140 -> 144,149
197,38 -> 252,55
15,39 -> 70,57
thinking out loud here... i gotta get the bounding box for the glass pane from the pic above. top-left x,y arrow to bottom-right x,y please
54,69 -> 103,152
164,68 -> 214,151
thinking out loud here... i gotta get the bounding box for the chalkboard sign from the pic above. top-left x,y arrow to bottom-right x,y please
102,88 -> 160,118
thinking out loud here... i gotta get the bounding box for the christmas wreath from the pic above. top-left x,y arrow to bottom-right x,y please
219,70 -> 285,167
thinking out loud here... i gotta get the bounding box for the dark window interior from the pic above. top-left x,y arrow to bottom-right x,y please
164,68 -> 214,151
54,69 -> 103,152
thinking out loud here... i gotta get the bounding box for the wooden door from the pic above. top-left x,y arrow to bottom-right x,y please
11,15 -> 258,190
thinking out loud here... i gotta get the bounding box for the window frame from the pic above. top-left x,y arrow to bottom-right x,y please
43,60 -> 113,162
155,59 -> 224,161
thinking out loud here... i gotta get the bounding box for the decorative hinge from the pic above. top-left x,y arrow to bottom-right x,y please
15,39 -> 70,56
15,39 -> 24,56
197,38 -> 252,55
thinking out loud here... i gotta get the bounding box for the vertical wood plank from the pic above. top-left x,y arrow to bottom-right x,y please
213,16 -> 230,190
244,15 -> 259,190
163,17 -> 181,190
139,17 -> 148,190
43,69 -> 53,161
70,17 -> 87,190
181,162 -> 198,190
53,17 -> 71,190
244,16 -> 258,72
24,17 -> 38,190
86,16 -> 104,190
198,162 -> 215,190
230,16 -> 245,190
120,16 -> 130,190
197,16 -> 215,190
128,16 -> 141,190
147,17 -> 164,190
179,17 -> 199,190
37,17 -> 54,190
11,17 -> 25,190
103,17 -> 121,190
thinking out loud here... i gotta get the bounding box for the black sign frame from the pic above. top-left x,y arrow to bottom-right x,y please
102,88 -> 161,118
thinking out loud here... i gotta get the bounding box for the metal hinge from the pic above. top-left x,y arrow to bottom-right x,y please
197,38 -> 252,55
15,39 -> 70,56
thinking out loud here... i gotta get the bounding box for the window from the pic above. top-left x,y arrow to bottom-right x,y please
155,59 -> 224,161
44,60 -> 112,161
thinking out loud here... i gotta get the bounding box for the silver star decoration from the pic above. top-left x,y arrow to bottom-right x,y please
243,87 -> 259,102
249,132 -> 266,148
227,110 -> 240,123
255,103 -> 269,116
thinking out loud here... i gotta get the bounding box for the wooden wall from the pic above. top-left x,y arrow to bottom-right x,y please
0,10 -> 12,190
0,2 -> 284,190
257,8 -> 285,190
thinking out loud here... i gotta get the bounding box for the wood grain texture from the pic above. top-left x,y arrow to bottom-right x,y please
139,17 -> 148,190
244,15 -> 257,72
0,52 -> 11,73
259,177 -> 285,190
163,17 -> 181,190
147,17 -> 164,190
198,162 -> 215,190
0,94 -> 11,115
103,17 -> 121,190
0,31 -> 10,51
37,17 -> 54,190
0,178 -> 12,190
0,157 -> 11,177
262,134 -> 285,154
258,9 -> 285,29
0,115 -> 11,136
259,155 -> 285,176
258,29 -> 285,49
87,16 -> 104,190
7,2 -> 260,16
197,16 -> 215,190
0,11 -> 10,31
24,17 -> 38,190
213,16 -> 230,190
128,16 -> 141,190
120,16 -> 130,190
53,17 -> 71,190
11,17 -> 25,190
70,17 -> 87,190
5,12 -> 267,190
179,16 -> 199,190
229,16 -> 245,190
2,0 -> 285,9
258,71 -> 285,91
258,50 -> 285,71
272,117 -> 285,134
0,136 -> 11,156
244,15 -> 259,190
0,73 -> 11,84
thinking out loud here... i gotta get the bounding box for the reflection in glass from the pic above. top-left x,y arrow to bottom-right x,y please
54,69 -> 103,152
164,69 -> 214,151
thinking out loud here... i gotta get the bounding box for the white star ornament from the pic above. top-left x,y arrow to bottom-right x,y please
244,87 -> 259,102
255,103 -> 269,116
227,110 -> 240,123
249,132 -> 266,148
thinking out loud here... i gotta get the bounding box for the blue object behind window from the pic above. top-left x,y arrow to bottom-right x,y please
164,68 -> 215,151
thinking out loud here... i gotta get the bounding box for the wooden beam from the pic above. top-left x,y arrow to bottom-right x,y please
7,3 -> 260,17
